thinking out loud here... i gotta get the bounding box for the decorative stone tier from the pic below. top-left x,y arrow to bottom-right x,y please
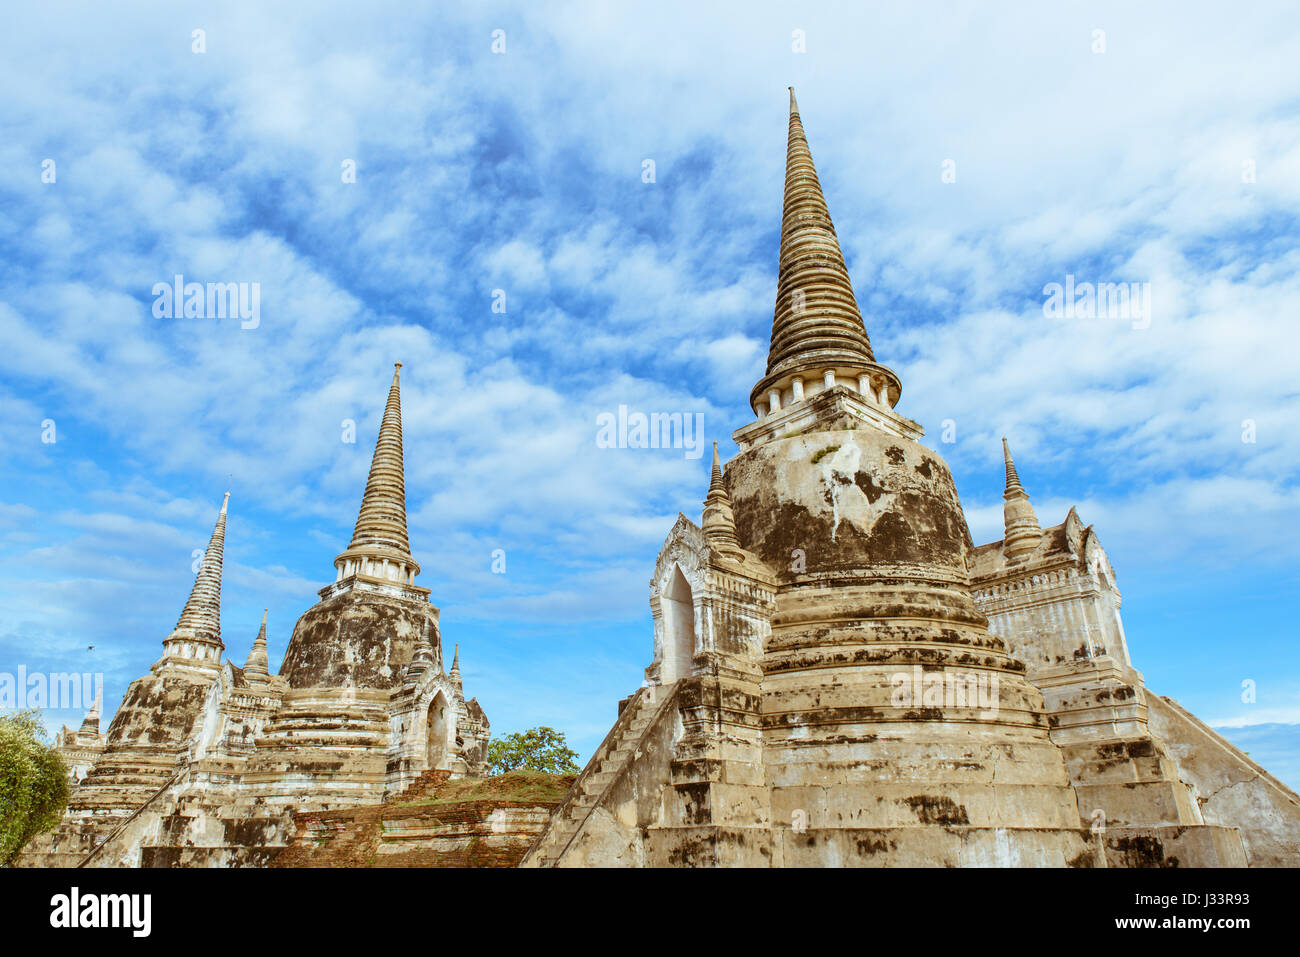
237,686 -> 394,811
735,385 -> 922,453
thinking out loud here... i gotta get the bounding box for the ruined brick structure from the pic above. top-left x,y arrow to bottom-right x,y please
522,90 -> 1300,868
20,364 -> 490,868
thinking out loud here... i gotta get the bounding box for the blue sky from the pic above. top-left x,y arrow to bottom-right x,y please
1,2 -> 1297,787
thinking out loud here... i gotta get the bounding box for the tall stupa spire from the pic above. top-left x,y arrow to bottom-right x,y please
748,90 -> 903,424
701,442 -> 744,559
160,492 -> 229,666
333,363 -> 421,587
1001,438 -> 1043,562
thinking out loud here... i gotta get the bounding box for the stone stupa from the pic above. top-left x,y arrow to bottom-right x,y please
522,90 -> 1295,868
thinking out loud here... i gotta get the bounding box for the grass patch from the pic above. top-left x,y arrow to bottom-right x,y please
811,445 -> 840,464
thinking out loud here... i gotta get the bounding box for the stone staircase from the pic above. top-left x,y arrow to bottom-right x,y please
521,686 -> 663,867
19,761 -> 182,868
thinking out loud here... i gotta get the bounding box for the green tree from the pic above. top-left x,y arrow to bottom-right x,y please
487,726 -> 579,775
0,709 -> 70,866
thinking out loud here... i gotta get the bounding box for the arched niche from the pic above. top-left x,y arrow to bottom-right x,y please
660,564 -> 697,683
426,691 -> 450,770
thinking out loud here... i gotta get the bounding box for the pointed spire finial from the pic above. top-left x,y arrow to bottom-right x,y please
334,364 -> 419,584
1000,438 -> 1042,561
165,493 -> 229,657
79,682 -> 103,735
244,608 -> 270,676
708,441 -> 726,493
750,90 -> 896,419
1002,437 -> 1025,494
701,442 -> 745,559
451,643 -> 460,673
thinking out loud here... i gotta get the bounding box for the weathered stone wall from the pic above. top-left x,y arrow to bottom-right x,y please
727,431 -> 1086,847
728,430 -> 974,579
279,589 -> 440,689
1147,695 -> 1300,866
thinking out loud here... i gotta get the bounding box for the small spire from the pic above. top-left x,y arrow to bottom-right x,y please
450,643 -> 460,674
1000,438 -> 1042,561
701,442 -> 745,559
708,441 -> 727,494
79,684 -> 102,735
244,608 -> 270,676
1002,437 -> 1025,494
167,492 -> 229,652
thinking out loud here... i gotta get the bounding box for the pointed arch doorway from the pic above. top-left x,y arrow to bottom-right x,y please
426,692 -> 449,770
661,565 -> 696,683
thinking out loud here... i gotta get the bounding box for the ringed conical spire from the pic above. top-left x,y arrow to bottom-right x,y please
766,88 -> 874,373
78,683 -> 102,735
1003,437 -> 1026,493
244,608 -> 269,676
350,363 -> 411,557
1001,438 -> 1043,562
161,492 -> 228,664
749,90 -> 902,420
701,442 -> 744,558
333,363 -> 421,586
